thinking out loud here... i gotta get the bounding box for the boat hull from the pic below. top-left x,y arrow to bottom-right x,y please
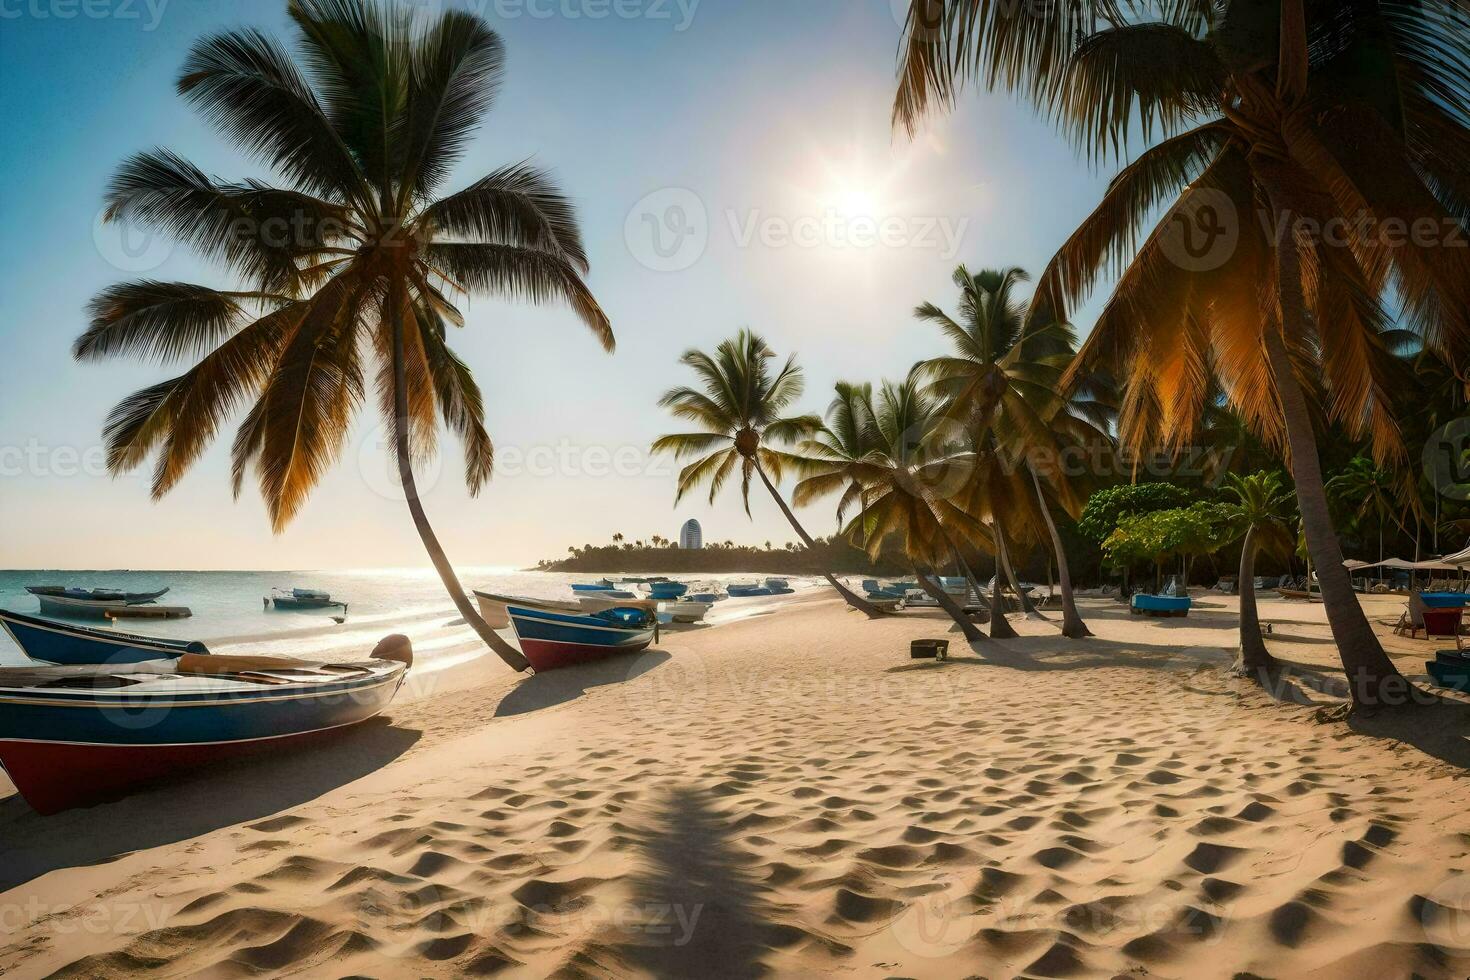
474,591 -> 582,630
0,609 -> 203,665
1131,594 -> 1192,617
507,606 -> 653,672
0,663 -> 406,814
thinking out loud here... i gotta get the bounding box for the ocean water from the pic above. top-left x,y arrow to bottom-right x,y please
0,569 -> 816,667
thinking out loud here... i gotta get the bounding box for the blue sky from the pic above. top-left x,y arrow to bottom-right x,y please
0,0 -> 1116,570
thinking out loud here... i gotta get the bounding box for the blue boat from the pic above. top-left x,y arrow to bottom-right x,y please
1421,592 -> 1470,609
647,582 -> 689,599
25,585 -> 170,618
0,609 -> 207,665
570,582 -> 617,593
0,637 -> 412,814
726,585 -> 774,597
1427,658 -> 1470,692
506,605 -> 655,671
1131,594 -> 1192,617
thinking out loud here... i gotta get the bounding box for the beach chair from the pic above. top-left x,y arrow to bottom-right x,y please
1395,593 -> 1466,649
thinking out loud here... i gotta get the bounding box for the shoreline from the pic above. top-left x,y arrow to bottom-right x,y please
2,590 -> 1468,977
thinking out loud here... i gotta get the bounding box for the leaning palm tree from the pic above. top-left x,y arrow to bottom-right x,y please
916,264 -> 1104,637
1223,471 -> 1297,677
893,0 -> 1470,709
798,371 -> 992,640
651,331 -> 886,617
79,0 -> 619,672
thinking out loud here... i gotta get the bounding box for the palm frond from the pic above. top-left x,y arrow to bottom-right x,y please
177,26 -> 368,203
425,243 -> 613,351
419,163 -> 588,270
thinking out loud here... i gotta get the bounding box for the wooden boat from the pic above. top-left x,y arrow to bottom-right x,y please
0,637 -> 412,814
1276,587 -> 1321,602
726,584 -> 774,597
105,605 -> 193,620
643,581 -> 689,599
1,608 -> 207,665
25,586 -> 170,618
267,588 -> 345,611
506,605 -> 655,672
663,599 -> 711,623
575,594 -> 659,617
473,590 -> 582,630
1131,594 -> 1192,617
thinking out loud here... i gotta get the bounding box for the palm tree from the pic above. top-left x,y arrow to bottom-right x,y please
893,1 -> 1470,709
1327,456 -> 1411,577
1223,471 -> 1297,676
797,371 -> 991,640
916,264 -> 1104,637
79,1 -> 619,672
650,330 -> 886,617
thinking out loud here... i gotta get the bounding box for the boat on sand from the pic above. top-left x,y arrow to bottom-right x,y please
0,608 -> 207,665
506,605 -> 655,672
0,636 -> 412,814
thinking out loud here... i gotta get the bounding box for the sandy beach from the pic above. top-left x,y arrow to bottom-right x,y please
2,590 -> 1468,979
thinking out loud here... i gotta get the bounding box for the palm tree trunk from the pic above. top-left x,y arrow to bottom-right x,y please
1028,465 -> 1091,638
995,523 -> 1046,619
1261,210 -> 1406,709
752,461 -> 887,618
914,563 -> 983,641
949,544 -> 992,624
390,292 -> 529,672
983,522 -> 1021,638
1234,525 -> 1276,677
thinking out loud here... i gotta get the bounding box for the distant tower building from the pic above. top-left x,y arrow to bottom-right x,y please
679,519 -> 703,550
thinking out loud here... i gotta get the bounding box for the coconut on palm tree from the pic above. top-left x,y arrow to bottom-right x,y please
1223,471 -> 1297,676
650,330 -> 887,617
915,264 -> 1107,637
79,0 -> 620,671
893,0 -> 1470,709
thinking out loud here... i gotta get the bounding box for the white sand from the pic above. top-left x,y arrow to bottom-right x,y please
2,590 -> 1468,978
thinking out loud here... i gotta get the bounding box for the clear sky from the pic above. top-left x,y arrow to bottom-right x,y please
0,0 -> 1116,570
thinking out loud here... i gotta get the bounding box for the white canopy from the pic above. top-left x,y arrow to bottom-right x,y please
1345,556 -> 1468,571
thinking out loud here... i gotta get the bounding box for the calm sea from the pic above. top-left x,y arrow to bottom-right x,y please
0,569 -> 815,667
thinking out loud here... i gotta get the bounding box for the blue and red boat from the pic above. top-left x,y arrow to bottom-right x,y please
1,608 -> 206,665
0,637 -> 413,814
506,605 -> 655,672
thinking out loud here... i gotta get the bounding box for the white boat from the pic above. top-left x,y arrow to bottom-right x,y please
662,599 -> 711,623
474,591 -> 582,630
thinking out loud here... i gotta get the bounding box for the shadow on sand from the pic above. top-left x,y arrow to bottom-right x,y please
621,786 -> 783,978
494,649 -> 671,718
0,718 -> 421,891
